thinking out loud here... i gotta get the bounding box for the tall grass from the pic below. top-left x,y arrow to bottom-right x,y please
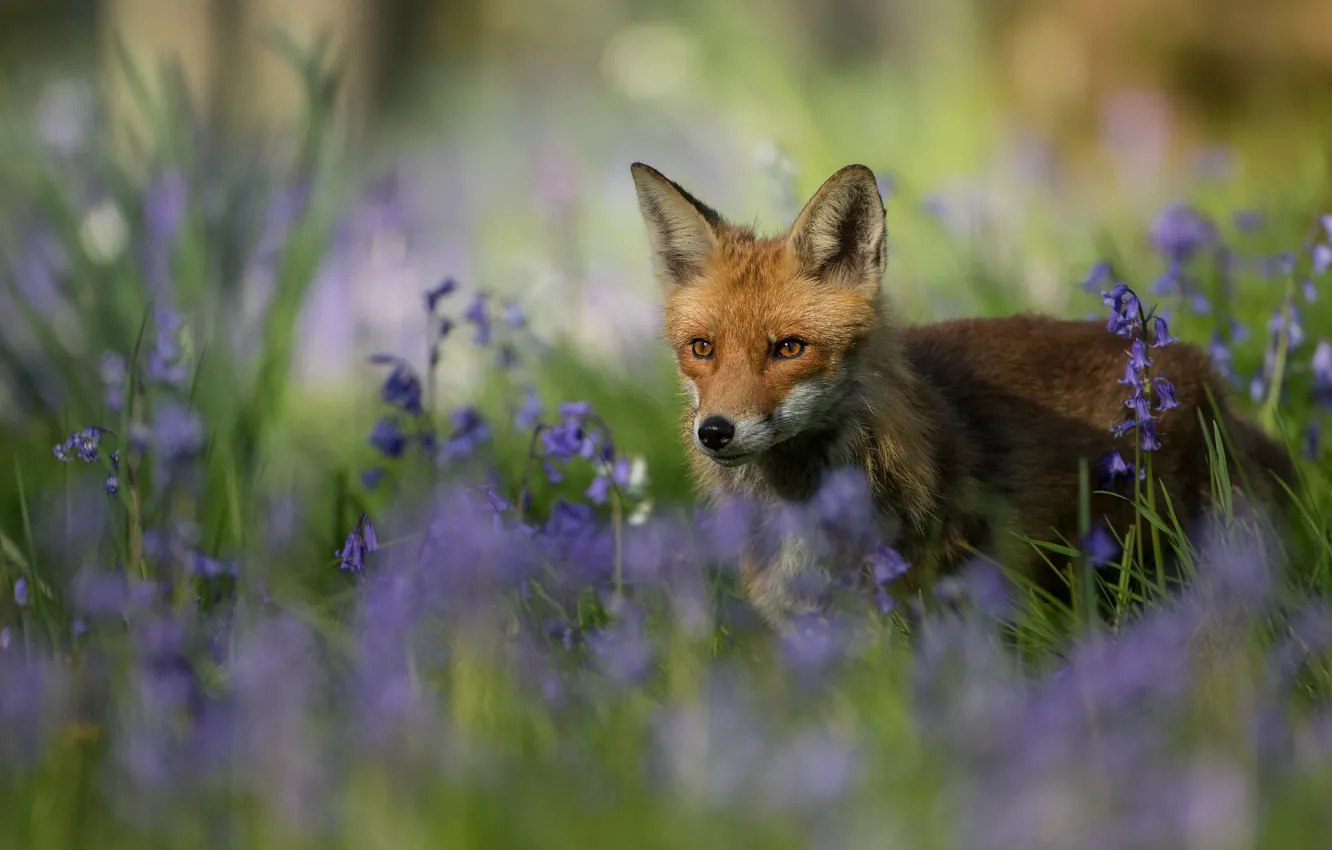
1,30 -> 1331,850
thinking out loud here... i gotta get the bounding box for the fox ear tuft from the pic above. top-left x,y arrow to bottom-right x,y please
630,162 -> 724,292
787,164 -> 886,293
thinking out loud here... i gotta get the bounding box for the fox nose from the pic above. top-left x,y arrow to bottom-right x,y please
697,416 -> 735,451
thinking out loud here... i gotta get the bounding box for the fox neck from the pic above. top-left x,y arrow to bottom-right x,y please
697,323 -> 945,533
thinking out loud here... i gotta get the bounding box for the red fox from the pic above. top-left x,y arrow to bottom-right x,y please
629,161 -> 1296,627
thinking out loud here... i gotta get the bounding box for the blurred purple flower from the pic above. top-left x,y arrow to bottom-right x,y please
502,299 -> 526,329
370,355 -> 424,417
337,514 -> 380,576
368,417 -> 407,459
1082,523 -> 1119,568
1233,210 -> 1264,232
439,407 -> 491,463
1317,245 -> 1332,277
424,277 -> 457,313
147,308 -> 190,388
514,386 -> 543,431
151,400 -> 205,459
53,425 -> 111,463
14,577 -> 29,607
463,292 -> 491,345
100,352 -> 127,414
1149,203 -> 1217,263
145,169 -> 189,245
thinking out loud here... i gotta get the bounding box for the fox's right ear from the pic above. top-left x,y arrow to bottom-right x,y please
630,162 -> 724,292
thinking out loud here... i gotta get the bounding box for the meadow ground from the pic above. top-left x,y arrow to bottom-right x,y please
2,46 -> 1332,850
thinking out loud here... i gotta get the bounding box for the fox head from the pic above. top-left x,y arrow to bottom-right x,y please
630,161 -> 889,467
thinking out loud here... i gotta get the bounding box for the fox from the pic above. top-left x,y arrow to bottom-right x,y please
629,160 -> 1297,629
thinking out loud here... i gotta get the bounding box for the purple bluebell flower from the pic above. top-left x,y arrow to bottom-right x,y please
1268,306 -> 1305,350
463,292 -> 491,345
1151,315 -> 1176,347
1149,203 -> 1217,263
1139,421 -> 1162,452
151,400 -> 204,459
147,308 -> 191,388
1128,339 -> 1153,372
868,545 -> 911,586
14,576 -> 28,607
1233,210 -> 1264,232
368,418 -> 407,459
1153,377 -> 1179,411
370,355 -> 424,417
1082,262 -> 1112,293
105,474 -> 119,495
514,386 -> 543,431
1312,340 -> 1332,408
438,407 -> 491,463
1083,522 -> 1117,568
53,425 -> 111,463
1301,278 -> 1318,303
1095,449 -> 1137,489
585,474 -> 612,505
100,352 -> 127,414
336,514 -> 380,576
502,300 -> 526,329
424,277 -> 457,312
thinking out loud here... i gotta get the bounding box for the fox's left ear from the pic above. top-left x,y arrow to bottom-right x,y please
630,162 -> 725,293
787,164 -> 886,293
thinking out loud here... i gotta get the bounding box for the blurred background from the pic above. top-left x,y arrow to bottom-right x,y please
4,0 -> 1331,397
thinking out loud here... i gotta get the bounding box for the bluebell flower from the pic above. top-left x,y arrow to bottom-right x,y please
514,386 -> 543,431
1312,340 -> 1332,408
370,355 -> 424,417
151,400 -> 204,459
53,426 -> 111,463
463,292 -> 491,345
1094,449 -> 1138,489
100,352 -> 127,414
868,546 -> 911,586
585,474 -> 612,505
14,576 -> 29,607
1139,421 -> 1161,452
361,468 -> 385,490
1148,203 -> 1217,263
1128,339 -> 1152,372
336,514 -> 380,576
1082,261 -> 1112,293
502,300 -> 526,329
424,277 -> 457,312
147,307 -> 190,388
1313,244 -> 1332,277
439,407 -> 492,463
368,417 -> 407,459
1081,522 -> 1119,568
1153,377 -> 1179,411
1232,210 -> 1264,232
1150,315 -> 1176,347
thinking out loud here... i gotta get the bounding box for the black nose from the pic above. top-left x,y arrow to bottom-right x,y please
697,416 -> 735,451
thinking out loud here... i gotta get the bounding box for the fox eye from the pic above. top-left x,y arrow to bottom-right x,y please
773,338 -> 807,359
690,338 -> 714,359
